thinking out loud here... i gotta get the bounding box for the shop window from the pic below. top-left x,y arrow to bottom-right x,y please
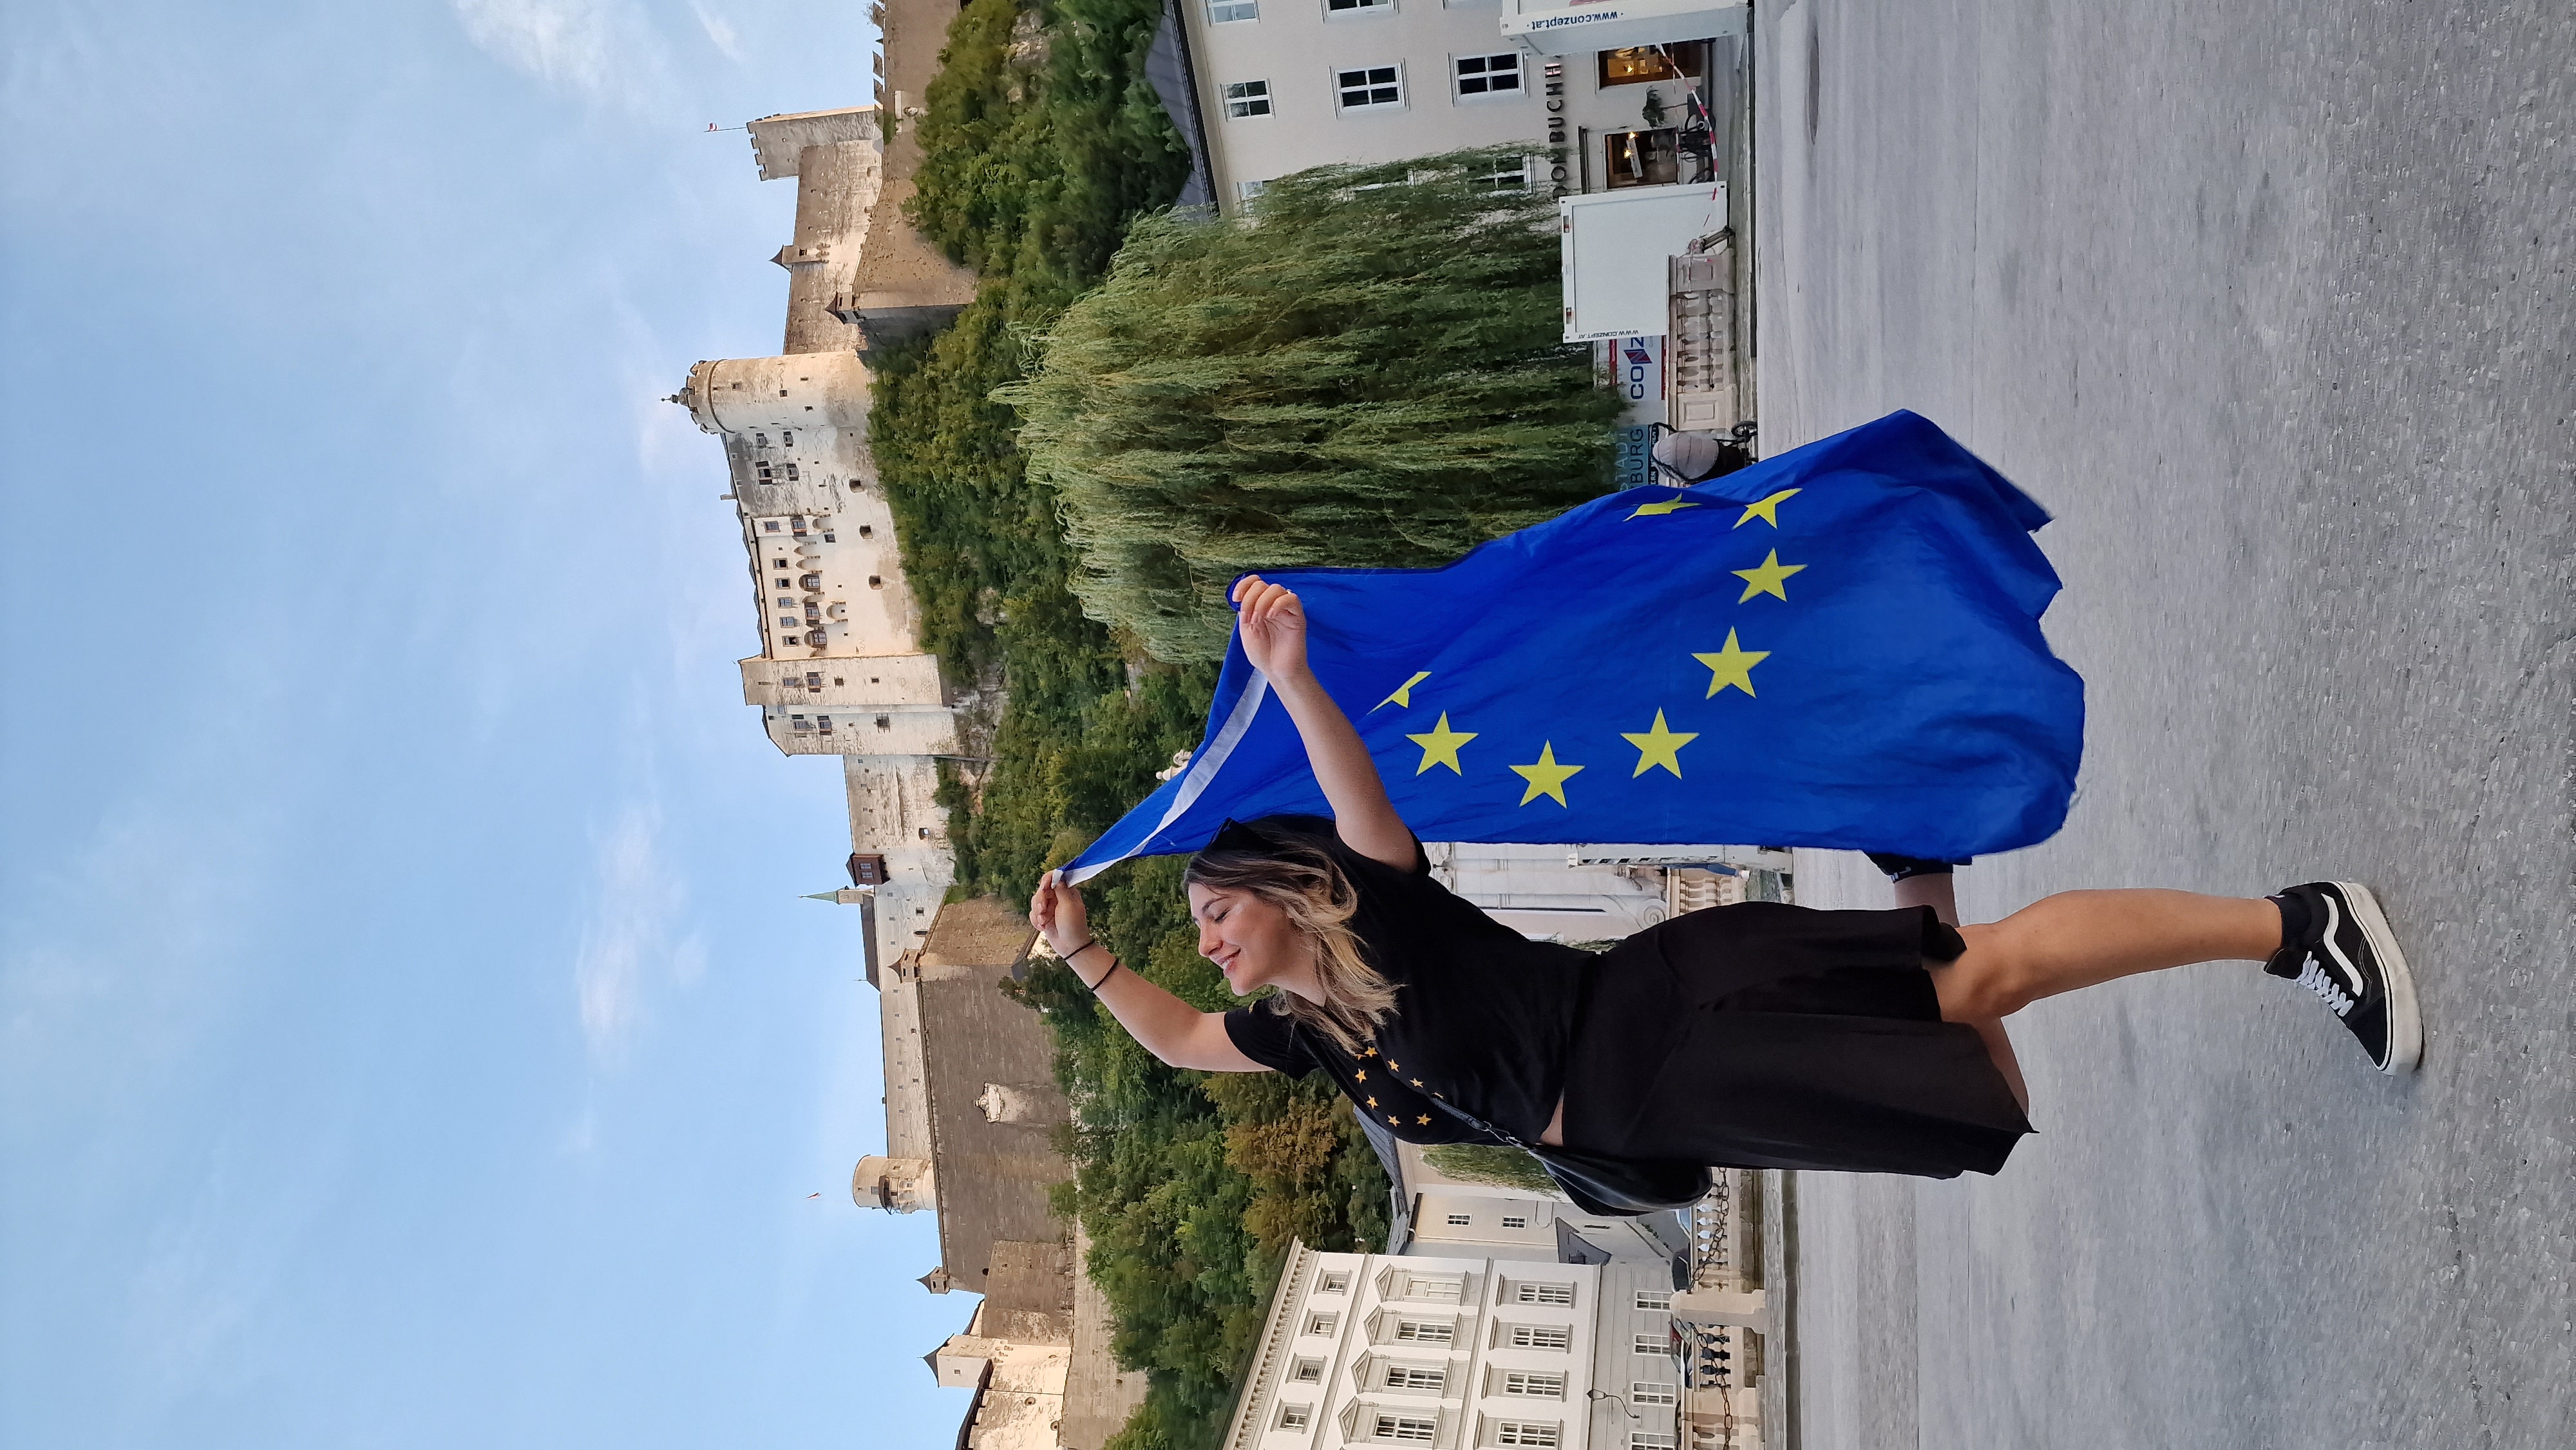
1604,129 -> 1681,189
1598,42 -> 1707,87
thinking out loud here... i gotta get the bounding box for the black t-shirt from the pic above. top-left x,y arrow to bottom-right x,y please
1219,815 -> 1595,1145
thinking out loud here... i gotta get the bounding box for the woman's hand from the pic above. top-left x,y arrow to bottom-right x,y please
1232,575 -> 1310,684
1029,870 -> 1094,959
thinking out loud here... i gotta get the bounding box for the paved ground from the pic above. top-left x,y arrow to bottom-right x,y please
1749,3 -> 2573,1447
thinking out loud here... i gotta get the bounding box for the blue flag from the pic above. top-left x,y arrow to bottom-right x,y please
1062,411 -> 2084,881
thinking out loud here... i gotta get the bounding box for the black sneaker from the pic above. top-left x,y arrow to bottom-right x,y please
2264,881 -> 2421,1073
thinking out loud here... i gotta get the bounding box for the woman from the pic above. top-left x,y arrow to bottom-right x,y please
1028,577 -> 2420,1182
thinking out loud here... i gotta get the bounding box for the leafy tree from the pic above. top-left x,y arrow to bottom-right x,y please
1425,1141 -> 1560,1196
1007,148 -> 1625,661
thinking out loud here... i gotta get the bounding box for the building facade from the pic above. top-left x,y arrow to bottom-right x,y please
1222,1243 -> 1687,1450
1177,0 -> 1747,204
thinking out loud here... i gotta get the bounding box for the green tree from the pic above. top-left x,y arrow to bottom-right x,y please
1424,1141 -> 1559,1195
1007,148 -> 1625,661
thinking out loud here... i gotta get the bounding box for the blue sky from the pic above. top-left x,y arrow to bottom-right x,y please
0,2 -> 975,1443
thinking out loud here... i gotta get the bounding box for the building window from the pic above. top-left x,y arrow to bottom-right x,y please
778,616 -> 799,629
1502,1371 -> 1565,1398
1631,1381 -> 1677,1405
773,558 -> 788,568
1474,157 -> 1531,193
1508,1324 -> 1570,1350
806,673 -> 823,688
783,463 -> 799,481
1493,1425 -> 1560,1449
781,431 -> 793,446
1384,1365 -> 1445,1391
1207,0 -> 1257,19
1372,1416 -> 1436,1443
1627,1436 -> 1678,1450
822,531 -> 836,542
857,525 -> 873,538
1604,129 -> 1682,189
763,521 -> 782,532
1454,52 -> 1522,97
1336,64 -> 1403,111
754,432 -> 769,447
1235,179 -> 1268,203
1278,1405 -> 1312,1431
1222,80 -> 1272,118
1501,1216 -> 1528,1229
874,715 -> 891,730
1291,1358 -> 1323,1383
804,628 -> 828,646
790,715 -> 811,731
1446,1213 -> 1471,1226
1395,1320 -> 1452,1344
1598,42 -> 1707,87
867,575 -> 884,588
1304,1312 -> 1338,1336
1392,1272 -> 1464,1303
800,573 -> 823,590
816,716 -> 835,734
1319,1271 -> 1350,1294
1634,1290 -> 1673,1310
1633,1333 -> 1670,1355
1513,1283 -> 1575,1306
1326,0 -> 1392,11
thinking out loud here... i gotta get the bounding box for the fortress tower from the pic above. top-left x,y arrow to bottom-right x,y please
851,1154 -> 936,1212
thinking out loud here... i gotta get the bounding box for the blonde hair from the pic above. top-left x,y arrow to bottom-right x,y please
1186,839 -> 1398,1057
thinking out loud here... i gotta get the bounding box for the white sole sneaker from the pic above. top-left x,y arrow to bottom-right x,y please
2328,881 -> 2421,1073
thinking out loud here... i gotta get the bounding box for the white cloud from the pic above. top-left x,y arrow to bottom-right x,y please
571,802 -> 695,1063
692,3 -> 745,62
450,0 -> 671,110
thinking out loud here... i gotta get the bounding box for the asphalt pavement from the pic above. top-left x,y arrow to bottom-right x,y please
1748,3 -> 2573,1447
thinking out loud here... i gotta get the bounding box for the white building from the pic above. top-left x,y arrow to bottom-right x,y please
1174,0 -> 1748,205
1222,1243 -> 1688,1450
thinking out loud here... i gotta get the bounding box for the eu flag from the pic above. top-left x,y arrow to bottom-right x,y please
1063,411 -> 2084,881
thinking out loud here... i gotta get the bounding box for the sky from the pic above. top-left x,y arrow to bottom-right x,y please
0,2 -> 977,1444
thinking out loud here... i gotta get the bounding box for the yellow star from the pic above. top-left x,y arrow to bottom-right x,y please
1409,1078 -> 1423,1087
1732,549 -> 1807,603
1509,742 -> 1585,807
1387,1061 -> 1400,1071
1416,1115 -> 1432,1125
1734,487 -> 1801,529
1693,630 -> 1770,698
1361,1047 -> 1378,1057
1388,1116 -> 1401,1125
1366,1097 -> 1379,1108
1626,493 -> 1702,520
1373,670 -> 1433,711
1354,1069 -> 1366,1082
1405,713 -> 1477,775
1620,709 -> 1700,778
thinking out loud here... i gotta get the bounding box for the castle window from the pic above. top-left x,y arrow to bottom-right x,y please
875,716 -> 891,730
779,616 -> 799,629
781,431 -> 793,446
754,433 -> 768,447
858,525 -> 873,538
784,463 -> 799,480
773,558 -> 787,567
800,574 -> 823,590
822,532 -> 836,542
806,673 -> 823,688
834,677 -> 846,686
817,716 -> 834,733
763,522 -> 781,532
789,715 -> 811,731
868,576 -> 884,588
848,480 -> 862,491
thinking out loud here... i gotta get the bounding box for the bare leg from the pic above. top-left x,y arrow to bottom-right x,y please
1891,872 -> 2031,1111
1931,889 -> 2282,1023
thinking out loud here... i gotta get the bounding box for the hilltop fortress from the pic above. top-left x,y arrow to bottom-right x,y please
671,12 -> 1146,1441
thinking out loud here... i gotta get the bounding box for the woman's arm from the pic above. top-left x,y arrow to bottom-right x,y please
1232,576 -> 1419,872
1031,871 -> 1269,1072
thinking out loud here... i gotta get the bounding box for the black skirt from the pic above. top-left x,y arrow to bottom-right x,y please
1559,903 -> 2034,1178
